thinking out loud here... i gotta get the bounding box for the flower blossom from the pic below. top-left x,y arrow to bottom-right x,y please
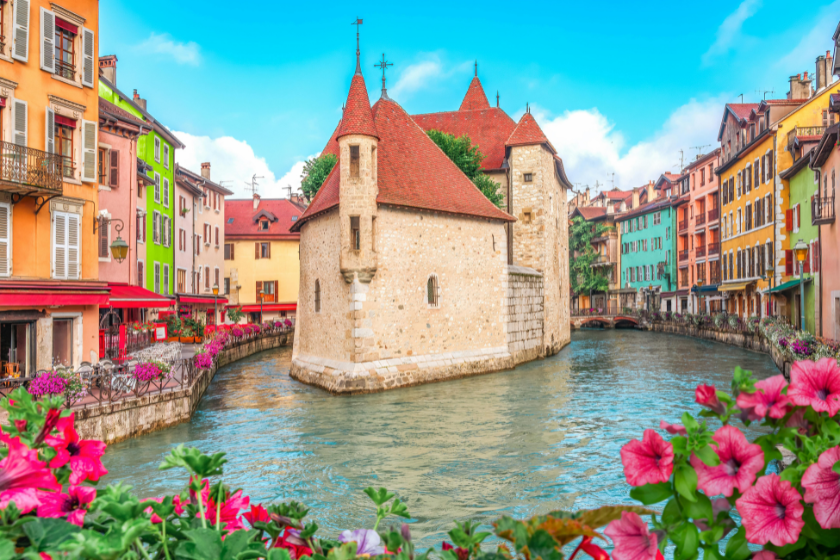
44,414 -> 108,485
442,542 -> 470,560
690,425 -> 764,497
243,503 -> 271,526
659,420 -> 687,436
736,375 -> 791,419
801,446 -> 840,529
276,527 -> 314,559
340,529 -> 386,556
0,433 -> 60,513
604,511 -> 660,560
37,485 -> 96,526
736,474 -> 804,546
696,384 -> 726,415
787,358 -> 840,416
620,429 -> 674,487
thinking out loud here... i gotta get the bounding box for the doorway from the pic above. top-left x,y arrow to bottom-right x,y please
0,323 -> 33,376
53,319 -> 73,368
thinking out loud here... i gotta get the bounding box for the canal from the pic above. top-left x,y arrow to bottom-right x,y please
103,329 -> 779,548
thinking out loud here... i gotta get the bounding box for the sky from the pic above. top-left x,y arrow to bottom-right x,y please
100,0 -> 840,198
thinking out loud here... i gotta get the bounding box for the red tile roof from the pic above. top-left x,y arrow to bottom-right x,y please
727,103 -> 760,121
411,107 -> 516,169
321,119 -> 341,158
224,198 -> 303,240
296,164 -> 340,225
506,112 -> 552,149
572,206 -> 607,220
336,74 -> 378,140
459,77 -> 491,111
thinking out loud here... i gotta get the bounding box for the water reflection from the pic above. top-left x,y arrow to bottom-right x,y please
103,330 -> 778,548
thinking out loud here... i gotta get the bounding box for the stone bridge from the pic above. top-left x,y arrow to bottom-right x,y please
571,315 -> 641,329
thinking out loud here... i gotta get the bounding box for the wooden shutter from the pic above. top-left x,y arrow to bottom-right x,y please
109,150 -> 119,187
205,266 -> 210,288
52,213 -> 67,278
81,119 -> 97,182
0,204 -> 11,277
266,243 -> 271,258
804,248 -> 811,273
12,0 -> 30,62
154,173 -> 160,202
39,8 -> 55,72
761,156 -> 765,184
274,281 -> 279,300
797,205 -> 801,229
12,99 -> 27,147
81,27 -> 94,88
231,243 -> 234,260
754,163 -> 759,189
256,281 -> 263,299
98,217 -> 108,257
142,214 -> 146,242
255,242 -> 260,259
785,209 -> 793,231
215,268 -> 220,287
154,137 -> 160,162
768,150 -> 773,179
163,178 -> 170,207
785,250 -> 793,275
154,263 -> 160,293
814,240 -> 820,273
163,144 -> 169,168
215,226 -> 219,246
44,106 -> 54,154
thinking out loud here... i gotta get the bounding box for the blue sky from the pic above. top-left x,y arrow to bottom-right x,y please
101,0 -> 840,197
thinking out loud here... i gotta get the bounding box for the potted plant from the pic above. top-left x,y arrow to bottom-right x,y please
179,326 -> 195,344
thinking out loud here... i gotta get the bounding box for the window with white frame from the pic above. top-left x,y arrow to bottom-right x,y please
154,136 -> 161,162
163,144 -> 170,169
52,210 -> 80,280
163,264 -> 169,296
38,8 -> 95,89
154,262 -> 160,294
162,178 -> 169,208
0,202 -> 12,277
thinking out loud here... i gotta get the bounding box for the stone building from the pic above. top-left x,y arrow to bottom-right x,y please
289,51 -> 572,393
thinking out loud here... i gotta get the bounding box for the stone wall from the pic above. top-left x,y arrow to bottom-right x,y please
506,266 -> 545,364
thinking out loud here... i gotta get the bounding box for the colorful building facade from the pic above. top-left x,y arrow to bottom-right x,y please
618,198 -> 674,311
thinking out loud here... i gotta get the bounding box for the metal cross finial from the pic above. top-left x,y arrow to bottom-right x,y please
352,18 -> 363,74
474,60 -> 478,77
496,90 -> 499,108
374,53 -> 393,97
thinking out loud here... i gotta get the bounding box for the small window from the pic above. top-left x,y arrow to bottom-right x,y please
427,274 -> 440,307
523,173 -> 533,182
314,279 -> 321,313
351,216 -> 360,251
350,145 -> 360,178
291,216 -> 298,222
260,242 -> 270,258
224,243 -> 234,260
227,217 -> 234,224
224,277 -> 230,295
523,210 -> 533,224
259,219 -> 269,231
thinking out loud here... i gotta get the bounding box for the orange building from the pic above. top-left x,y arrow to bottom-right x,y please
0,0 -> 103,371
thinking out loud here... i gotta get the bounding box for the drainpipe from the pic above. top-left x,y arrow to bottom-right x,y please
818,216 -> 823,337
772,133 -> 778,319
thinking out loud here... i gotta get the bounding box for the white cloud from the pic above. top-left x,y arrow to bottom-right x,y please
536,96 -> 727,193
702,0 -> 763,66
173,131 -> 315,199
137,33 -> 201,66
389,54 -> 472,100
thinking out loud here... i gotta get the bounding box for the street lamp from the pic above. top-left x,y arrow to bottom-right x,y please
212,283 -> 219,327
696,277 -> 704,314
94,217 -> 129,263
793,239 -> 809,331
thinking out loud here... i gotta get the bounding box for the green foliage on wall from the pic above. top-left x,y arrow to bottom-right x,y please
300,154 -> 338,201
569,216 -> 612,295
426,130 -> 504,208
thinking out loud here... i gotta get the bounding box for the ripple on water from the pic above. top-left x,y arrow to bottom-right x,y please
103,330 -> 779,548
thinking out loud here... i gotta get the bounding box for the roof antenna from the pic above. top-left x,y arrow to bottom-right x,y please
496,91 -> 499,108
738,93 -> 744,103
352,18 -> 363,75
374,53 -> 393,99
526,102 -> 530,114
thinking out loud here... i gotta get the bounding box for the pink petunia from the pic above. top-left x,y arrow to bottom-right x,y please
192,479 -> 250,532
787,358 -> 840,416
44,414 -> 108,485
659,420 -> 687,436
604,511 -> 659,560
37,485 -> 96,526
690,425 -> 765,497
620,430 -> 674,487
801,446 -> 840,529
736,375 -> 791,419
752,553 -> 778,560
0,433 -> 61,513
736,474 -> 804,546
243,503 -> 271,526
696,384 -> 726,414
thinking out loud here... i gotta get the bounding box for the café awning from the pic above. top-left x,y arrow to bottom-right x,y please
0,281 -> 109,307
106,283 -> 173,309
767,277 -> 812,294
718,281 -> 753,292
232,303 -> 297,313
178,295 -> 229,305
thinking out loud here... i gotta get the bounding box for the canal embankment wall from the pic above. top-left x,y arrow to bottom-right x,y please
68,331 -> 292,444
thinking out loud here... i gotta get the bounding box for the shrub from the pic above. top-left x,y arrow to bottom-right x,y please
194,352 -> 213,370
133,362 -> 164,382
29,371 -> 69,397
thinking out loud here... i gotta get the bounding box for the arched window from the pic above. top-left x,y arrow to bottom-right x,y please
426,275 -> 439,308
314,279 -> 321,313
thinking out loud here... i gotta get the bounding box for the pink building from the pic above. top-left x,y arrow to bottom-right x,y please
684,149 -> 722,313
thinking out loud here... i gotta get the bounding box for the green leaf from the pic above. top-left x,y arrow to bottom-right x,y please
326,542 -> 358,560
0,540 -> 14,559
22,517 -> 81,551
363,487 -> 395,507
574,505 -> 657,529
268,550 -> 294,560
389,498 -> 410,519
159,445 -> 227,478
702,545 -> 724,560
693,445 -> 720,467
176,528 -> 264,560
671,522 -> 700,560
681,493 -> 712,521
300,522 -> 319,540
682,412 -> 700,433
833,460 -> 840,476
525,529 -> 563,560
674,464 -> 698,503
661,497 -> 682,526
629,482 -> 673,505
671,436 -> 689,456
723,527 -> 750,560
802,506 -> 840,548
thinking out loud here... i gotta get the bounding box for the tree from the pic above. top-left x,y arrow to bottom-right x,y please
226,307 -> 245,324
426,130 -> 504,208
300,154 -> 337,201
569,216 -> 612,297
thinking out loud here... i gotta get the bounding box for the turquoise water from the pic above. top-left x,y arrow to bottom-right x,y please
102,330 -> 779,548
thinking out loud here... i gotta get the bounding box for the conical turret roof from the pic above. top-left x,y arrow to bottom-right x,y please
336,74 -> 379,140
459,77 -> 491,111
506,111 -> 550,148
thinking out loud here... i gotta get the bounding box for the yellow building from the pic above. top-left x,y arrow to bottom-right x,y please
223,195 -> 304,322
0,0 -> 104,370
717,69 -> 840,318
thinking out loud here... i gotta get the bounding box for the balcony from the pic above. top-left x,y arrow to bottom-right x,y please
812,195 -> 835,225
696,212 -> 706,226
708,242 -> 720,256
678,219 -> 688,233
678,250 -> 689,262
788,126 -> 827,151
707,208 -> 719,222
696,245 -> 706,258
0,141 -> 65,198
710,265 -> 721,285
591,254 -> 615,267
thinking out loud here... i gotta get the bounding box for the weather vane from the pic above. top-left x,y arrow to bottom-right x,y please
374,53 -> 393,97
352,18 -> 363,73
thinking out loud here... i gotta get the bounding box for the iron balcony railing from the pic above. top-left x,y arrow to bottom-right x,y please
696,212 -> 706,226
812,195 -> 835,225
708,242 -> 720,256
707,208 -> 719,222
678,249 -> 689,262
696,245 -> 706,258
678,219 -> 688,232
592,253 -> 614,266
0,141 -> 66,194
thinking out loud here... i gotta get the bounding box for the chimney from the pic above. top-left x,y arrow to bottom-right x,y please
606,203 -> 615,215
788,72 -> 814,100
200,162 -> 211,180
253,193 -> 260,210
816,52 -> 832,90
647,180 -> 655,201
99,55 -> 117,86
133,89 -> 147,111
631,188 -> 640,210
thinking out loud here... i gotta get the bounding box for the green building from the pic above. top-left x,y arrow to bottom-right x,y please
99,75 -> 185,295
617,199 -> 675,311
776,152 -> 820,333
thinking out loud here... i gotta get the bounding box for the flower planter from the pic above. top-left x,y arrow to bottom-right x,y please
167,336 -> 179,343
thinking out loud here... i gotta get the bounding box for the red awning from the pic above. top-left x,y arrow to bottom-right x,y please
0,293 -> 107,306
106,283 -> 173,309
55,18 -> 78,34
232,303 -> 297,313
0,98 -> 5,108
179,296 -> 229,305
54,115 -> 77,128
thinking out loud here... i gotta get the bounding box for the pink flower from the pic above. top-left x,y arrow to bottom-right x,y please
659,420 -> 687,436
736,375 -> 791,419
752,553 -> 778,560
690,425 -> 764,497
142,497 -> 165,523
736,474 -> 804,546
37,485 -> 96,526
620,430 -> 674,487
0,433 -> 60,513
787,358 -> 840,416
696,384 -> 726,414
604,511 -> 659,560
801,446 -> 840,529
192,479 -> 250,532
243,503 -> 271,526
786,408 -> 809,434
44,414 -> 108,485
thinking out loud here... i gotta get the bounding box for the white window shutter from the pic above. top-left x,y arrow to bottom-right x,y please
12,99 -> 27,147
154,263 -> 160,294
81,27 -> 95,88
163,178 -> 169,207
0,204 -> 11,277
154,137 -> 160,162
81,120 -> 97,182
52,212 -> 67,279
163,265 -> 169,295
12,0 -> 30,62
39,8 -> 55,72
68,214 -> 80,279
164,144 -> 169,169
154,172 -> 161,202
45,107 -> 55,154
